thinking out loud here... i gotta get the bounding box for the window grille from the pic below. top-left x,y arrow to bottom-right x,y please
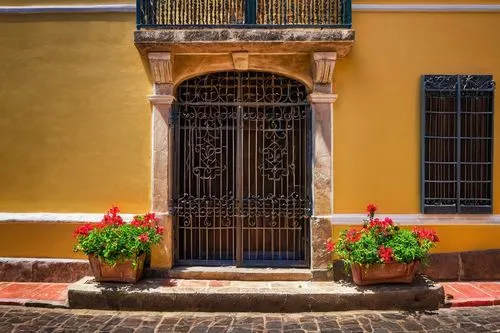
421,75 -> 495,213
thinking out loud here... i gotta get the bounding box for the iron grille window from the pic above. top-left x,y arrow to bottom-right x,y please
422,75 -> 495,214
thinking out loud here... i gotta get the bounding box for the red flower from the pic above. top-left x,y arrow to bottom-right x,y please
326,239 -> 335,252
144,213 -> 157,223
346,228 -> 361,243
412,227 -> 439,242
378,246 -> 394,263
138,233 -> 150,243
131,215 -> 146,227
108,206 -> 120,217
99,206 -> 124,227
368,217 -> 393,231
72,223 -> 95,237
366,204 -> 377,218
155,225 -> 164,235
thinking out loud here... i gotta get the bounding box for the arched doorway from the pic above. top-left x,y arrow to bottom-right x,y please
171,71 -> 312,267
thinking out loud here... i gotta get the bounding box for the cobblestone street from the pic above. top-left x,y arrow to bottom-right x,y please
0,305 -> 499,333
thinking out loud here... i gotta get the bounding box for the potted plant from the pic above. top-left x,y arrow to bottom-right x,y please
73,206 -> 164,283
327,204 -> 439,286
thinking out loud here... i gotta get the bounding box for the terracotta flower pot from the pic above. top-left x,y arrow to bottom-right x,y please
350,261 -> 420,286
88,253 -> 146,283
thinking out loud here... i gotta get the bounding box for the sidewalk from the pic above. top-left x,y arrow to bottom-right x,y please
0,280 -> 499,309
0,282 -> 68,308
443,282 -> 500,307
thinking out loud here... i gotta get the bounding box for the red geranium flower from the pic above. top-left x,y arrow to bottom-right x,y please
155,225 -> 164,235
72,223 -> 95,237
412,227 -> 439,242
378,245 -> 394,263
346,228 -> 361,243
138,233 -> 150,243
326,239 -> 335,252
366,204 -> 377,218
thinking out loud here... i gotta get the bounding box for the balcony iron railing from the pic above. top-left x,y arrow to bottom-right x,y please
136,0 -> 352,29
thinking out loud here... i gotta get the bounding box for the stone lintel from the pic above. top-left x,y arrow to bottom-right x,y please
308,92 -> 338,104
148,52 -> 174,84
313,52 -> 337,84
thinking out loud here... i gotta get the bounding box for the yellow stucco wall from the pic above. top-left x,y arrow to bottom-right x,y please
0,13 -> 151,213
334,11 -> 500,213
0,7 -> 499,259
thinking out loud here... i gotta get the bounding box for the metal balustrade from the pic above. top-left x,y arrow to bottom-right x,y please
136,0 -> 352,28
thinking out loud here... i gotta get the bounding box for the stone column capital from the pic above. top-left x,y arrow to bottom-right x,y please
308,92 -> 338,104
148,95 -> 175,106
148,52 -> 174,84
312,52 -> 337,85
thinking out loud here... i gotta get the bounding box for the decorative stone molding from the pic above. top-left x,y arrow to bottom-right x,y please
232,52 -> 249,71
148,94 -> 175,105
308,92 -> 338,104
148,52 -> 173,84
312,52 -> 337,84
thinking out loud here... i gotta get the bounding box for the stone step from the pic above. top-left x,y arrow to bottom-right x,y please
68,276 -> 444,312
153,266 -> 313,281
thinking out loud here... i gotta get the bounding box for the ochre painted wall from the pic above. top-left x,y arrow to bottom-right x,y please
0,13 -> 151,213
0,222 -> 497,259
334,11 -> 500,213
0,9 -> 499,259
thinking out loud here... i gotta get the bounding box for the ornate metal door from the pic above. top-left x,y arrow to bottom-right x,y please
172,71 -> 311,267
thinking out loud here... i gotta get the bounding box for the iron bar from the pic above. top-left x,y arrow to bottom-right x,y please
422,75 -> 495,214
136,0 -> 352,28
172,71 -> 311,267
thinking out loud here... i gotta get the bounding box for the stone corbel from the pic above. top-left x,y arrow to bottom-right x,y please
312,52 -> 337,85
148,52 -> 174,84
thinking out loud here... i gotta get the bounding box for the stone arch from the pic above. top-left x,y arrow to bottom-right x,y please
171,53 -> 313,91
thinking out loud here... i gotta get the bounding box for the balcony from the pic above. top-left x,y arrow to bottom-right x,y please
136,0 -> 351,28
134,0 -> 354,89
135,0 -> 354,55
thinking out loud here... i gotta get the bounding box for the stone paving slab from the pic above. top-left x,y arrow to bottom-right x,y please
68,276 -> 444,312
1,305 -> 500,332
443,282 -> 500,307
0,282 -> 68,308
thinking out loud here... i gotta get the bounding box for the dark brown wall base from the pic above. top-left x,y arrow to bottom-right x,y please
0,258 -> 91,283
333,249 -> 500,282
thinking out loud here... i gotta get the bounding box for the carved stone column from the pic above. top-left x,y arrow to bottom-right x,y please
147,52 -> 175,269
309,52 -> 337,280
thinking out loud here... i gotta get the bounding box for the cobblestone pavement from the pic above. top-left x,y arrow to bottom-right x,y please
0,305 -> 499,333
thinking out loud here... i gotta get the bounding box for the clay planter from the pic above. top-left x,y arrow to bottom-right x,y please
351,261 -> 420,286
88,253 -> 146,283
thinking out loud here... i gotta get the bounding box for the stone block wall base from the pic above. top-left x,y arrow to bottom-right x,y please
68,276 -> 443,312
332,249 -> 500,282
0,258 -> 91,283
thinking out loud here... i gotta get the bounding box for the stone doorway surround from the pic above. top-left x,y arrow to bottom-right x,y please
135,30 -> 354,279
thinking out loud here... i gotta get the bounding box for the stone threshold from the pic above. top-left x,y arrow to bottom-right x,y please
150,266 -> 313,281
68,276 -> 444,312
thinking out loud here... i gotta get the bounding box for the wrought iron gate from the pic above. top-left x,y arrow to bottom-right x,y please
171,71 -> 312,267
